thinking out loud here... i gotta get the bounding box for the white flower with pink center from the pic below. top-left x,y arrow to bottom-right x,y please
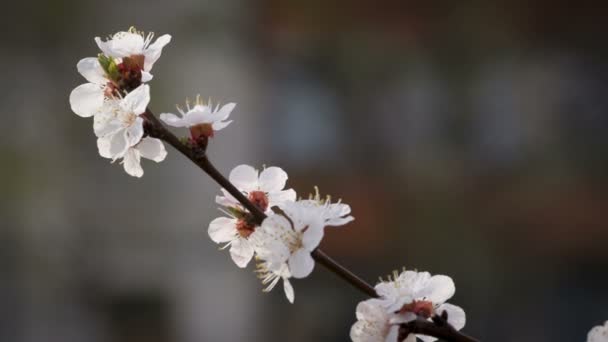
94,84 -> 166,177
216,165 -> 296,213
159,97 -> 235,140
208,215 -> 257,268
95,27 -> 171,75
372,270 -> 466,342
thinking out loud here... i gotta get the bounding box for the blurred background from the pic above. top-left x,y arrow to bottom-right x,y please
1,1 -> 608,341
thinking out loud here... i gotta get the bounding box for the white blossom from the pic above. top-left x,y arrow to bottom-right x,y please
253,201 -> 325,279
216,165 -> 296,213
69,57 -> 114,117
588,321 -> 608,342
298,187 -> 354,227
372,270 -> 466,342
95,28 -> 171,74
159,97 -> 235,139
93,85 -> 166,177
208,215 -> 256,268
94,84 -> 149,160
350,300 -> 401,342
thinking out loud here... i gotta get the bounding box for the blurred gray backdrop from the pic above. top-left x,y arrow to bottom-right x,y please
1,1 -> 608,341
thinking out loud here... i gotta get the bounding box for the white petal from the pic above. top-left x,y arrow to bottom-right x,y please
94,113 -> 123,138
141,71 -> 153,82
77,57 -> 106,84
122,148 -> 143,177
390,312 -> 417,324
355,300 -> 384,320
159,113 -> 188,127
258,166 -> 289,193
385,326 -> 401,342
417,334 -> 438,342
229,165 -> 259,192
143,34 -> 172,71
268,189 -> 296,207
215,189 -> 240,208
137,137 -> 167,162
208,217 -> 236,243
216,102 -> 236,120
126,117 -> 144,147
69,83 -> 104,117
373,284 -> 402,312
230,239 -> 254,268
399,332 -> 417,342
301,222 -> 325,251
283,278 -> 294,304
97,32 -> 144,58
436,303 -> 466,331
211,120 -> 232,131
288,249 -> 315,278
106,130 -> 129,159
95,37 -> 113,57
96,136 -> 113,159
417,275 -> 455,304
121,84 -> 150,115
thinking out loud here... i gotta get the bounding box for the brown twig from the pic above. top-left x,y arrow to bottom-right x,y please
143,109 -> 480,342
399,313 -> 479,342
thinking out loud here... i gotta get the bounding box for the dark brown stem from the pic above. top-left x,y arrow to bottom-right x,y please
399,315 -> 480,342
143,109 -> 480,342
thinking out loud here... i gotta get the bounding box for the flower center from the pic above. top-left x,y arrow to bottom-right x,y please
248,191 -> 269,212
399,300 -> 435,319
114,57 -> 143,93
190,123 -> 214,140
236,219 -> 255,238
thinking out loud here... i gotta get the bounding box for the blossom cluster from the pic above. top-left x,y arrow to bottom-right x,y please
70,29 -> 476,342
209,165 -> 354,303
350,270 -> 466,342
69,28 -> 235,177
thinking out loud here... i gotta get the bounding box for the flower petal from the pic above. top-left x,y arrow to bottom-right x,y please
417,334 -> 438,342
301,222 -> 325,251
283,278 -> 295,304
126,117 -> 144,147
417,275 -> 455,304
141,71 -> 153,83
216,102 -> 236,120
229,165 -> 258,192
106,130 -> 129,160
69,83 -> 104,117
208,217 -> 236,243
230,238 -> 254,268
288,249 -> 315,278
137,137 -> 167,162
143,34 -> 172,71
268,189 -> 296,207
159,113 -> 188,127
435,303 -> 466,331
96,136 -> 113,159
258,166 -> 288,193
121,84 -> 150,115
96,32 -> 144,58
386,326 -> 401,342
211,120 -> 232,131
77,57 -> 106,84
122,148 -> 143,177
94,111 -> 123,138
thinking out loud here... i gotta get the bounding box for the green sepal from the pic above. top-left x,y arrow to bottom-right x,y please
98,54 -> 120,81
